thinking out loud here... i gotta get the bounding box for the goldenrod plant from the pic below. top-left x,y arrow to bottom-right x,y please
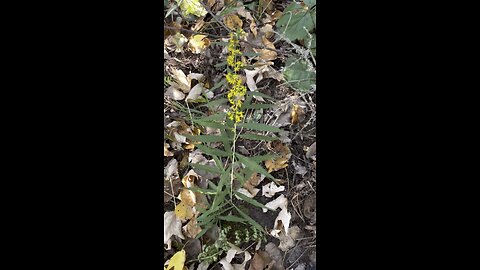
182,29 -> 284,263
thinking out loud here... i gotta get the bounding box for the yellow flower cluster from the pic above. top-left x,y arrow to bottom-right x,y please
226,32 -> 246,123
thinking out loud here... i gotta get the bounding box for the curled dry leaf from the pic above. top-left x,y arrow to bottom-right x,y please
165,142 -> 174,157
165,86 -> 186,101
188,35 -> 210,54
182,169 -> 199,188
165,32 -> 188,53
244,64 -> 283,97
236,6 -> 257,37
220,244 -> 252,270
182,216 -> 202,238
170,68 -> 191,93
262,182 -> 285,198
165,159 -> 182,203
164,211 -> 185,250
271,206 -> 292,238
305,142 -> 316,160
185,83 -> 204,102
243,173 -> 264,197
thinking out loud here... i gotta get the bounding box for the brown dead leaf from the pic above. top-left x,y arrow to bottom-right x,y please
235,6 -> 257,37
224,14 -> 243,30
180,189 -> 196,207
260,24 -> 274,39
249,251 -> 274,270
265,141 -> 292,173
183,216 -> 202,238
243,173 -> 264,196
259,36 -> 277,61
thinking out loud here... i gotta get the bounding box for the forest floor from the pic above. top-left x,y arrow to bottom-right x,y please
164,1 -> 316,270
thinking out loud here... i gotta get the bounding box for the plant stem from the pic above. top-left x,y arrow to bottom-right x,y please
230,124 -> 237,200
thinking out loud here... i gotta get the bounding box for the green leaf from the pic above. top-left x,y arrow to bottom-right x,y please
187,186 -> 217,195
215,61 -> 227,68
188,163 -> 221,174
211,41 -> 229,46
276,4 -> 314,42
231,203 -> 266,234
284,56 -> 315,92
242,52 -> 262,57
237,122 -> 283,133
218,215 -> 247,223
243,103 -> 275,110
247,91 -> 274,100
200,113 -> 227,121
234,191 -> 275,211
200,98 -> 228,109
193,120 -> 226,129
209,79 -> 226,92
184,134 -> 228,143
211,155 -> 225,172
235,153 -> 275,180
208,180 -> 218,190
239,133 -> 279,141
195,144 -> 229,157
303,0 -> 316,8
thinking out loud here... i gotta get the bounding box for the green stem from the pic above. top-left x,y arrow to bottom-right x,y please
230,124 -> 237,200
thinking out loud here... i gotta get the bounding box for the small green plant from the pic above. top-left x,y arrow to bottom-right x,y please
182,29 -> 284,262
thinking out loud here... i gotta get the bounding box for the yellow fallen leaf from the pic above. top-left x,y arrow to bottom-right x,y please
224,14 -> 243,30
166,250 -> 186,270
175,201 -> 194,220
176,0 -> 207,17
291,104 -> 305,125
188,34 -> 210,54
183,143 -> 196,151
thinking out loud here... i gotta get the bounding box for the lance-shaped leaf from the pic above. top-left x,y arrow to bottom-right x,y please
235,153 -> 275,180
